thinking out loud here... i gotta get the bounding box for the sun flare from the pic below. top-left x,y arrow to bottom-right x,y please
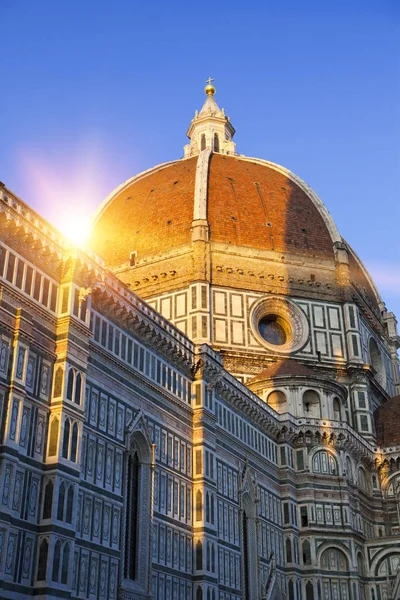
56,210 -> 93,248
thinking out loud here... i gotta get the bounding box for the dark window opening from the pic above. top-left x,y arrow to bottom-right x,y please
243,510 -> 250,599
37,540 -> 48,581
125,451 -> 140,580
43,481 -> 53,519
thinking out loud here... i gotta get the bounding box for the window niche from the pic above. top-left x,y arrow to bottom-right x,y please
303,390 -> 321,418
267,390 -> 287,414
122,411 -> 153,595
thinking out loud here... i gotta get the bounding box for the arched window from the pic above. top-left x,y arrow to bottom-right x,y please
196,587 -> 203,600
211,544 -> 215,572
319,548 -> 352,599
333,398 -> 341,421
43,480 -> 53,519
125,451 -> 140,580
212,590 -> 215,600
306,581 -> 314,600
358,467 -> 368,492
52,539 -> 61,581
213,133 -> 219,152
196,540 -> 203,570
321,547 -> 348,571
312,451 -> 338,475
243,509 -> 250,597
37,539 -> 48,581
48,417 -> 59,456
196,490 -> 202,521
62,420 -> 70,459
57,483 -> 65,521
288,580 -> 294,600
302,540 -> 311,565
66,486 -> 74,523
70,423 -> 78,462
74,373 -> 81,404
61,543 -> 69,584
66,369 -> 74,401
286,538 -> 292,563
267,390 -> 287,413
206,492 -> 210,523
206,542 -> 211,571
54,367 -> 63,397
207,589 -> 211,600
201,134 -> 206,151
303,390 -> 321,418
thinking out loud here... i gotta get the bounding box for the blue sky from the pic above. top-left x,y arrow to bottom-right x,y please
1,1 -> 399,318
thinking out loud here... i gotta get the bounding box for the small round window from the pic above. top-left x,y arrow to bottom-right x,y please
250,296 -> 309,355
258,316 -> 288,346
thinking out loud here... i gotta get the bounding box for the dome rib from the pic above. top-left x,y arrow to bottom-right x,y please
238,156 -> 342,246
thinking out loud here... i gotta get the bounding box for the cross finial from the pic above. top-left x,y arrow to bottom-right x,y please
205,77 -> 214,85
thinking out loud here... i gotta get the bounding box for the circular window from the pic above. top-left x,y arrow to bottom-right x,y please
258,315 -> 288,346
250,296 -> 309,355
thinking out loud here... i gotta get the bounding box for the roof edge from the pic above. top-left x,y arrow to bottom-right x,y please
238,155 -> 342,245
91,157 -> 193,228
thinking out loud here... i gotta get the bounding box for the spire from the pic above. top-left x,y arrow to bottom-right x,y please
184,79 -> 236,157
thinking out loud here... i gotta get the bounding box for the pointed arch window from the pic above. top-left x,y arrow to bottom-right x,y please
61,543 -> 69,584
213,133 -> 219,152
57,483 -> 65,521
306,582 -> 314,600
196,540 -> 203,570
52,539 -> 61,581
66,369 -> 74,400
125,450 -> 140,580
37,539 -> 48,581
43,480 -> 53,519
243,509 -> 250,597
66,486 -> 74,523
121,416 -> 153,595
62,420 -> 70,458
201,134 -> 206,151
70,423 -> 78,462
302,540 -> 311,565
74,373 -> 82,404
286,538 -> 292,563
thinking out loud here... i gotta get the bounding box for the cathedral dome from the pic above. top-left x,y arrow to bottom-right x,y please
89,84 -> 382,324
91,153 -> 335,264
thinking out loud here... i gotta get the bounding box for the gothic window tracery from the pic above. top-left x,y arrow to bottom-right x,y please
312,451 -> 338,475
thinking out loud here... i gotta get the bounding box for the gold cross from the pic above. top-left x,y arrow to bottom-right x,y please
205,77 -> 214,85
